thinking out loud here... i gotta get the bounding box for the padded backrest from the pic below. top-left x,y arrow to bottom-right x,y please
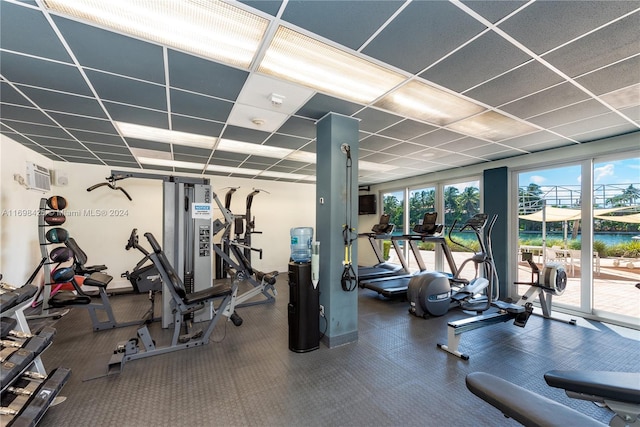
144,232 -> 187,299
65,237 -> 89,266
371,214 -> 395,235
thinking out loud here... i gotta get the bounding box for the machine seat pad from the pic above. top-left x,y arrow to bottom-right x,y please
491,300 -> 525,314
83,272 -> 113,288
466,372 -> 604,427
49,291 -> 91,307
256,271 -> 278,285
182,283 -> 232,305
544,370 -> 640,404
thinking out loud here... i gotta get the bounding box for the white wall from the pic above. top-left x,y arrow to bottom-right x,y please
1,135 -> 316,288
1,135 -> 55,284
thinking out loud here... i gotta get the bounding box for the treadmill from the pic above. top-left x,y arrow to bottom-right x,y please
359,212 -> 457,298
357,214 -> 405,282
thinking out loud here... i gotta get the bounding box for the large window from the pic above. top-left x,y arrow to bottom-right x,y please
517,165 -> 583,310
443,180 -> 480,278
382,190 -> 405,267
408,186 -> 436,271
592,157 -> 640,320
516,155 -> 640,326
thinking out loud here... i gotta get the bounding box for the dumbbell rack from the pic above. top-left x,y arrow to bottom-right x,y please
29,198 -> 69,320
1,295 -> 71,426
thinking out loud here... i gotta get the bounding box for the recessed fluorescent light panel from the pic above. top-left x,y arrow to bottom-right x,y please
138,157 -> 204,170
115,122 -> 217,149
447,111 -> 539,142
217,139 -> 293,159
43,0 -> 268,69
259,26 -> 405,104
374,80 -> 486,126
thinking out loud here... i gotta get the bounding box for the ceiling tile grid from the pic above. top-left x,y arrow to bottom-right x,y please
0,0 -> 638,184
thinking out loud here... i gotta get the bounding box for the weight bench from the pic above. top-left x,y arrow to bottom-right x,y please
108,232 -> 240,374
466,371 -> 640,427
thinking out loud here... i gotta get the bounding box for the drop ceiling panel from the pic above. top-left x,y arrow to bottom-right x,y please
0,82 -> 31,106
237,74 -> 314,116
362,1 -> 486,74
1,0 -> 638,185
500,130 -> 566,150
437,137 -> 491,153
0,2 -> 71,62
264,134 -> 309,150
53,16 -> 165,83
170,89 -> 233,121
281,1 -> 402,50
353,108 -> 403,133
171,115 -> 224,138
360,135 -> 399,152
102,102 -> 168,129
359,152 -> 399,163
551,112 -> 633,139
86,70 -> 166,110
295,93 -> 362,120
212,151 -> 250,162
67,129 -> 125,146
0,52 -> 91,95
498,1 -> 639,55
33,137 -> 84,150
410,129 -> 465,147
172,145 -> 211,157
575,55 -> 640,95
167,50 -> 248,101
420,32 -> 531,93
84,142 -> 131,156
527,99 -> 612,129
381,141 -> 425,156
227,103 -> 289,133
3,120 -> 68,138
464,61 -> 565,107
276,116 -> 316,139
19,86 -> 106,118
378,119 -> 437,140
0,104 -> 55,125
542,12 -> 640,77
220,125 -> 270,144
48,113 -> 115,134
461,1 -> 527,24
500,82 -> 591,119
173,153 -> 209,164
237,1 -> 282,16
573,123 -> 639,143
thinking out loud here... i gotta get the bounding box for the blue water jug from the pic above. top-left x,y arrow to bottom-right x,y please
290,227 -> 313,262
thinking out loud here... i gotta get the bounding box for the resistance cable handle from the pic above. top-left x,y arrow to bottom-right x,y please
340,143 -> 357,292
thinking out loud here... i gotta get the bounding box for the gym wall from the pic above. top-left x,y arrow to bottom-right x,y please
1,135 -> 55,283
0,134 -> 316,288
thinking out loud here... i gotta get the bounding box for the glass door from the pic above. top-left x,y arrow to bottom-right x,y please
592,156 -> 640,321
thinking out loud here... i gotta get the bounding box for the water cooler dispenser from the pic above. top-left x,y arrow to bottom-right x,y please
288,227 -> 319,353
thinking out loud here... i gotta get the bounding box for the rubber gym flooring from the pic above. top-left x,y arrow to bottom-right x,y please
30,278 -> 639,426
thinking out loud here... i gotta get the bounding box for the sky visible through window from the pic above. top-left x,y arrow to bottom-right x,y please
519,158 -> 640,187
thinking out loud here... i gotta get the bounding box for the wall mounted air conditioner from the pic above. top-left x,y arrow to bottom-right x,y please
26,162 -> 51,192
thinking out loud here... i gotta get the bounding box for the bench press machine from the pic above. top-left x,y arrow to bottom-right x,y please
108,232 -> 240,374
466,370 -> 640,427
437,252 -> 574,359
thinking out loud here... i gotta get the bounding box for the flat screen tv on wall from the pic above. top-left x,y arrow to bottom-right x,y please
358,194 -> 377,215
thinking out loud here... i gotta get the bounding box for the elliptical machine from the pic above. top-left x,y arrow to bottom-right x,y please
122,228 -> 162,294
408,213 -> 498,318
